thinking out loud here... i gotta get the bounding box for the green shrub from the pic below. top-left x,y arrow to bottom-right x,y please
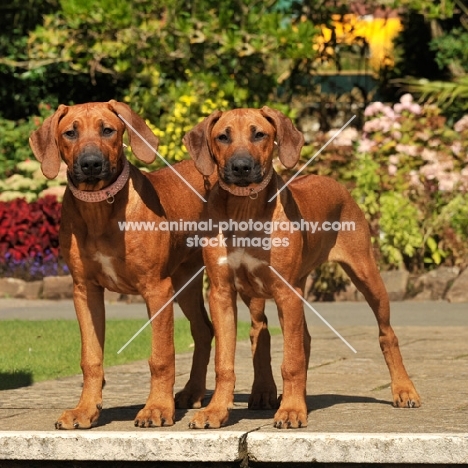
0,103 -> 65,202
0,103 -> 51,177
349,94 -> 468,271
135,83 -> 229,169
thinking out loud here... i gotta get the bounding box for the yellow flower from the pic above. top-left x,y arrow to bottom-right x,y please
180,94 -> 197,106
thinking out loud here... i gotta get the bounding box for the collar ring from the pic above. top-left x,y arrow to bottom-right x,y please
249,189 -> 259,200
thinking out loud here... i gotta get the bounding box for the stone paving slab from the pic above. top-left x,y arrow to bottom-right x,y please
0,431 -> 247,463
247,433 -> 468,464
0,301 -> 467,464
0,431 -> 467,464
1,327 -> 468,463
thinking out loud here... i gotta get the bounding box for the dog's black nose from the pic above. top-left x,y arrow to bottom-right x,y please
224,154 -> 262,187
79,154 -> 103,176
228,156 -> 254,177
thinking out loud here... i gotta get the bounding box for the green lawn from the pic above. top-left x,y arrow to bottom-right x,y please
0,319 -> 280,390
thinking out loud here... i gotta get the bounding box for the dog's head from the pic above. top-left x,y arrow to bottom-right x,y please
29,101 -> 159,190
183,107 -> 304,188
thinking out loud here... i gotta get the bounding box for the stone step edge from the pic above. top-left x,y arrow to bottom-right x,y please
0,431 -> 467,464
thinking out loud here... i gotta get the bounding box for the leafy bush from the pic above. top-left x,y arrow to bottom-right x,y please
0,159 -> 67,203
0,102 -> 66,202
138,84 -> 229,169
349,93 -> 468,271
0,103 -> 53,177
308,263 -> 350,302
430,28 -> 468,74
26,0 -> 318,157
0,197 -> 68,280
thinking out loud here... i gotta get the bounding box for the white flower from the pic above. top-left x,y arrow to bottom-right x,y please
388,164 -> 397,176
421,148 -> 437,162
451,141 -> 462,156
438,173 -> 459,191
400,93 -> 413,104
364,101 -> 384,117
454,115 -> 468,132
396,144 -> 418,156
357,138 -> 375,153
409,103 -> 421,114
389,155 -> 399,165
409,170 -> 422,188
394,103 -> 403,114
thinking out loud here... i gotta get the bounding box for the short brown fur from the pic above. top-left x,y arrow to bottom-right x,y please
30,101 -> 214,429
183,107 -> 420,429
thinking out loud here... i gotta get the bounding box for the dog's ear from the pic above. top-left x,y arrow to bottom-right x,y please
29,104 -> 69,179
183,111 -> 222,176
260,106 -> 304,169
108,100 -> 159,164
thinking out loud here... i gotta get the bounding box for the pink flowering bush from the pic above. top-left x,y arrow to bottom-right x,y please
351,94 -> 468,271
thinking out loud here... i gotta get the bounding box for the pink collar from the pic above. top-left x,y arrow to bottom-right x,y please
218,166 -> 274,199
67,159 -> 130,203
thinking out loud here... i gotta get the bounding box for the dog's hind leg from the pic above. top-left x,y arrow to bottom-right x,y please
334,242 -> 421,408
239,294 -> 278,410
173,263 -> 213,409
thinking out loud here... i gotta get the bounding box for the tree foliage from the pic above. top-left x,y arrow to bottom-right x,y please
1,0 -> 468,283
16,0 -> 319,122
390,0 -> 468,119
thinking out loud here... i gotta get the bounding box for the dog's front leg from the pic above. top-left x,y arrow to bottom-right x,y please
56,282 -> 105,429
134,277 -> 176,427
273,288 -> 309,429
189,284 -> 237,429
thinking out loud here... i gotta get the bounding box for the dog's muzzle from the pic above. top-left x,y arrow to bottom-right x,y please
67,158 -> 130,203
73,150 -> 111,184
223,154 -> 263,187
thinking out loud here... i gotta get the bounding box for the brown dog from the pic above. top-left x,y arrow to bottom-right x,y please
183,107 -> 421,429
29,101 -> 213,429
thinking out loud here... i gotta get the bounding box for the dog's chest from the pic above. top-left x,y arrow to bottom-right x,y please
219,249 -> 270,297
93,252 -> 120,286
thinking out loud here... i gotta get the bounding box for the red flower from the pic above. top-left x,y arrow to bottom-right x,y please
0,197 -> 62,267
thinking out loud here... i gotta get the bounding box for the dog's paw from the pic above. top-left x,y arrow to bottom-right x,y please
273,407 -> 308,429
55,404 -> 102,430
175,385 -> 205,409
134,405 -> 174,428
249,378 -> 278,410
248,389 -> 278,410
392,383 -> 421,408
188,407 -> 229,429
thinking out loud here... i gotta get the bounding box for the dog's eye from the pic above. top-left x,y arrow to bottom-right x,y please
217,134 -> 229,143
102,127 -> 115,136
64,130 -> 77,139
254,131 -> 266,140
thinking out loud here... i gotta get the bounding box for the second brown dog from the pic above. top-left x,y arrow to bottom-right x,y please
183,107 -> 421,429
